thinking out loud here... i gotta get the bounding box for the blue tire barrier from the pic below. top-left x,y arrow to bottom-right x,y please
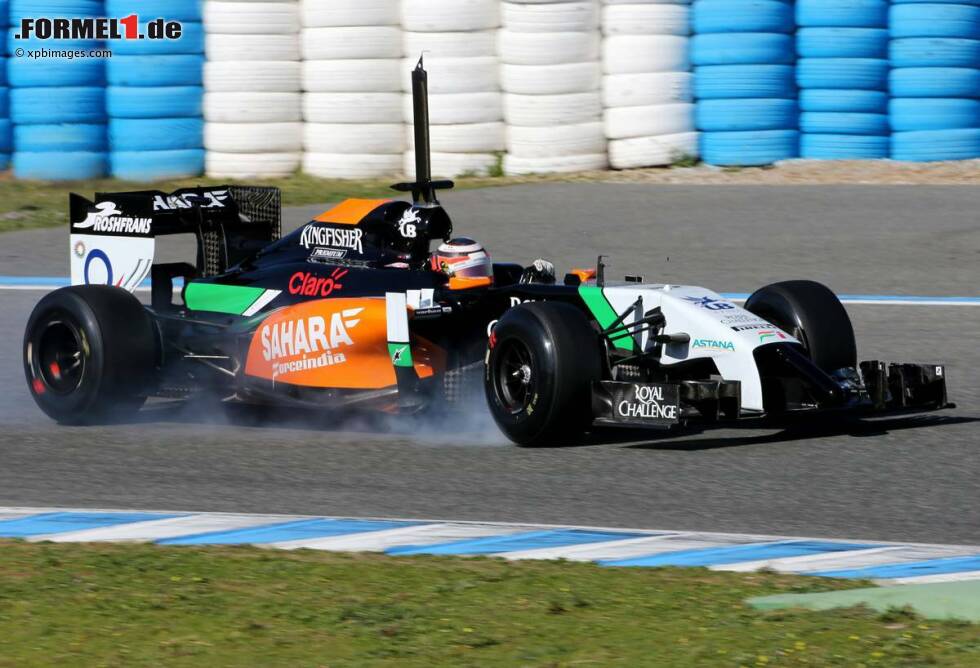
890,67 -> 980,97
800,111 -> 890,135
110,148 -> 204,181
796,58 -> 889,90
107,86 -> 202,119
889,37 -> 980,67
0,66 -> 5,87
800,133 -> 889,158
0,154 -> 9,169
691,33 -> 795,65
6,57 -> 105,87
694,64 -> 796,99
892,0 -> 980,4
796,0 -> 889,28
109,117 -> 203,151
9,0 -> 102,20
7,28 -> 101,53
696,98 -> 798,131
700,129 -> 799,165
0,119 -> 11,152
105,0 -> 203,22
111,22 -> 204,56
10,87 -> 105,124
0,88 -> 7,116
693,0 -> 795,34
13,150 -> 108,179
890,4 -> 980,39
891,128 -> 980,160
796,28 -> 888,58
14,123 -> 106,152
0,0 -> 8,28
799,89 -> 888,112
889,98 -> 980,130
107,55 -> 204,87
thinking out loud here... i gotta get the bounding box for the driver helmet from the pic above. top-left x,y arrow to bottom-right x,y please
430,238 -> 493,280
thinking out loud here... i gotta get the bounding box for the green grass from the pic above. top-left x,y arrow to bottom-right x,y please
0,541 -> 978,667
0,172 -> 538,234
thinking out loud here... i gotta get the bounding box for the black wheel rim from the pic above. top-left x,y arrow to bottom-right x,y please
495,338 -> 536,414
35,316 -> 85,395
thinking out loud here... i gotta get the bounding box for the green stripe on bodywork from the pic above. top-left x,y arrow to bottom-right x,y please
388,343 -> 414,368
578,286 -> 635,351
184,283 -> 265,315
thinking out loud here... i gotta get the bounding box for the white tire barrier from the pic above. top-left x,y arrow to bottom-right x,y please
404,92 -> 505,125
503,152 -> 608,175
504,91 -> 602,126
305,123 -> 406,154
206,34 -> 301,61
305,92 -> 403,124
498,30 -> 601,65
302,27 -> 403,60
501,1 -> 600,33
204,61 -> 301,92
301,0 -> 400,27
205,122 -> 303,152
602,4 -> 691,36
399,57 -> 500,94
501,62 -> 602,94
403,31 -> 497,58
203,2 -> 300,35
608,132 -> 699,169
602,72 -> 693,107
303,152 -> 402,178
603,35 -> 691,73
304,60 -> 402,92
507,122 -> 606,158
204,92 -> 302,122
403,150 -> 499,178
407,122 -> 506,153
207,151 -> 301,178
604,103 -> 695,140
401,0 -> 500,32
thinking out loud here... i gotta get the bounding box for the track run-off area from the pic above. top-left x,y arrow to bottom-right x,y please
0,184 -> 976,546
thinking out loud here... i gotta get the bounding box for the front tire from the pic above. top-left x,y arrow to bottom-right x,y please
745,279 -> 857,373
24,286 -> 157,424
485,302 -> 602,446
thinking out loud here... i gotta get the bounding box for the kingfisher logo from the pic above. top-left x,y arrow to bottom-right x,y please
16,16 -> 183,42
300,224 -> 364,253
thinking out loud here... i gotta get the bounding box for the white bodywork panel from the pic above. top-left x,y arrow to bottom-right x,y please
70,234 -> 155,293
599,284 -> 799,412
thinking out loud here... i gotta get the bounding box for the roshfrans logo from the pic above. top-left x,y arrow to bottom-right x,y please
692,338 -> 735,352
73,201 -> 151,235
16,15 -> 183,42
618,385 -> 678,421
300,224 -> 364,253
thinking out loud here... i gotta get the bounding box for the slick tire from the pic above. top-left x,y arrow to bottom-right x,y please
485,302 -> 602,446
24,286 -> 156,424
745,280 -> 857,373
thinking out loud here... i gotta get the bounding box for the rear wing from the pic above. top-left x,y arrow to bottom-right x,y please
69,185 -> 281,292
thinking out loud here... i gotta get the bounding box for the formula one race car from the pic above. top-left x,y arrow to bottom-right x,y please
24,61 -> 952,446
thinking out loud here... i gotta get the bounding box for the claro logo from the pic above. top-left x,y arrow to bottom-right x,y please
288,269 -> 347,297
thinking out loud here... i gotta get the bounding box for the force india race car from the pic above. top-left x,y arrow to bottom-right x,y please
24,61 -> 952,446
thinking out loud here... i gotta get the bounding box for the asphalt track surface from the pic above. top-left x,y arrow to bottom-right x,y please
0,185 -> 977,545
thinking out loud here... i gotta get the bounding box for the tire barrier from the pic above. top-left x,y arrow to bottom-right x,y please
694,0 -> 797,165
300,0 -> 402,179
503,1 -> 605,175
603,0 -> 695,169
107,1 -> 203,180
401,0 -> 501,178
797,0 -> 889,159
888,3 -> 980,160
0,8 -> 8,170
9,0 -> 107,179
205,0 -> 300,178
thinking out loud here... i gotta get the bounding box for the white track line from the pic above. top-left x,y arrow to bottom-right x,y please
270,522 -> 531,552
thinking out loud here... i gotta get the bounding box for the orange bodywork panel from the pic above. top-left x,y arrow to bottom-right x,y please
447,276 -> 492,290
244,297 -> 446,389
570,268 -> 597,283
245,298 -> 395,389
314,199 -> 391,225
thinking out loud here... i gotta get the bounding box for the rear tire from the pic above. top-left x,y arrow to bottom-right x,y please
24,286 -> 157,424
485,302 -> 602,446
745,279 -> 857,372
